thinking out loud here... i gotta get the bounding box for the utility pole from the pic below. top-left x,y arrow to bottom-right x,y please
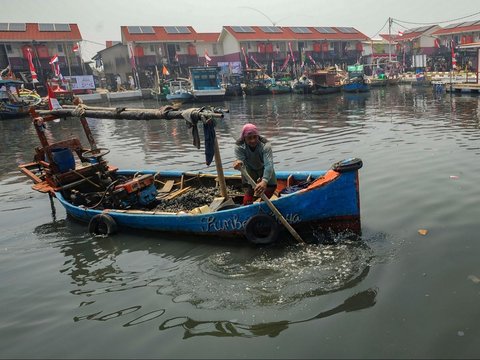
388,17 -> 392,63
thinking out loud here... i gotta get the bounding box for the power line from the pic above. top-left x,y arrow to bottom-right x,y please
393,10 -> 480,26
370,17 -> 389,38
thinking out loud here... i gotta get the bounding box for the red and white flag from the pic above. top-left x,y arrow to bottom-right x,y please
49,54 -> 59,64
204,49 -> 212,63
434,38 -> 440,48
308,54 -> 316,65
127,43 -> 136,70
26,48 -> 38,83
398,31 -> 404,37
280,54 -> 290,72
72,43 -> 79,52
47,86 -> 62,110
288,42 -> 295,64
451,40 -> 457,70
241,47 -> 249,69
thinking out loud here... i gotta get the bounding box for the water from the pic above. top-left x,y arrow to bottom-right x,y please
1,86 -> 480,358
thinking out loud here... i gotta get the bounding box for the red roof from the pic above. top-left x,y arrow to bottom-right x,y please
223,26 -> 369,41
121,26 -> 210,42
195,32 -> 220,42
379,34 -> 399,43
395,25 -> 438,42
0,23 -> 82,41
433,22 -> 480,36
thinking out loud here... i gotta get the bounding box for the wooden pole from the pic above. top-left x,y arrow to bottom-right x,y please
213,135 -> 228,199
240,166 -> 305,245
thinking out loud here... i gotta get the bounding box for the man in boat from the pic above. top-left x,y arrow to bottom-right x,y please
233,123 -> 277,205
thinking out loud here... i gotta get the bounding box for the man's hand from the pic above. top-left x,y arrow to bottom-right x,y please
254,179 -> 267,197
233,160 -> 243,170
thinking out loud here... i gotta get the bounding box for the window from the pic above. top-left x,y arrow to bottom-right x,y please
212,44 -> 218,55
57,44 -> 63,52
5,44 -> 12,53
150,44 -> 155,52
175,44 -> 180,51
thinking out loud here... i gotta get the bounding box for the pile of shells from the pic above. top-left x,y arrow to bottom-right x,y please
154,187 -> 221,213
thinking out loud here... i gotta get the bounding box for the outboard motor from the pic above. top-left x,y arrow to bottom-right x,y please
113,174 -> 157,208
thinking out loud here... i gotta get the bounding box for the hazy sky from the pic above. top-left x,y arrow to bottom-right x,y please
3,0 -> 480,60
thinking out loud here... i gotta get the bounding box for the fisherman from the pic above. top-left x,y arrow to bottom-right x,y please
128,75 -> 135,90
233,123 -> 277,205
115,74 -> 123,92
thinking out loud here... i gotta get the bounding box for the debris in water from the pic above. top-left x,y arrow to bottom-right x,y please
449,175 -> 459,179
467,275 -> 480,284
418,229 -> 428,236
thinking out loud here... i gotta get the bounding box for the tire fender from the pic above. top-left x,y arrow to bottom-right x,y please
88,213 -> 118,236
244,214 -> 279,245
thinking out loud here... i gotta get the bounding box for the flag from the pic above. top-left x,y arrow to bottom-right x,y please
288,42 -> 295,64
434,38 -> 440,48
72,43 -> 79,52
128,43 -> 136,70
47,86 -> 62,110
49,54 -> 59,64
241,47 -> 249,69
249,55 -> 262,69
308,54 -> 316,66
451,40 -> 457,70
174,52 -> 179,62
54,63 -> 64,82
271,59 -> 274,74
280,54 -> 290,72
162,65 -> 169,76
398,31 -> 404,37
204,49 -> 212,63
26,48 -> 38,83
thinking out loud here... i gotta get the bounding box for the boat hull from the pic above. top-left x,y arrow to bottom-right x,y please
55,168 -> 361,239
342,82 -> 370,93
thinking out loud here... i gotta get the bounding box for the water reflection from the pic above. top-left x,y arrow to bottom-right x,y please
33,218 -> 373,335
158,287 -> 377,338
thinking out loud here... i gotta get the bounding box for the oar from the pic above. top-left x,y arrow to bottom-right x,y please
239,166 -> 306,245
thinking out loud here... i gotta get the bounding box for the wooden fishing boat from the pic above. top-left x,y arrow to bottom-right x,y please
243,69 -> 270,96
0,79 -> 41,119
222,74 -> 243,97
165,79 -> 194,104
19,105 -> 363,244
343,65 -> 370,93
292,74 -> 314,94
311,68 -> 342,95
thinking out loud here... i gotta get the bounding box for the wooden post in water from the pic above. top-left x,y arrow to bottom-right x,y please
213,135 -> 228,199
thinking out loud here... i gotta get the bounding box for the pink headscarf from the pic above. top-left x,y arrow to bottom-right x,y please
241,123 -> 259,139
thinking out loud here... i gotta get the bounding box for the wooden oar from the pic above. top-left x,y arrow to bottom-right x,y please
239,166 -> 305,245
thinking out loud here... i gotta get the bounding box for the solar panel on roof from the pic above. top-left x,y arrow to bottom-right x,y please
290,27 -> 311,34
231,26 -> 255,33
38,23 -> 70,32
54,24 -> 71,31
2,23 -> 26,31
259,26 -> 282,33
127,26 -> 142,34
336,27 -> 358,33
164,26 -> 191,34
314,27 -> 336,34
140,26 -> 154,34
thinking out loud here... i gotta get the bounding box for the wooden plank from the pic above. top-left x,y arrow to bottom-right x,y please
208,197 -> 225,211
158,179 -> 175,193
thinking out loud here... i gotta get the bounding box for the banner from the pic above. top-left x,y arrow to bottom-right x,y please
127,43 -> 136,70
288,42 -> 295,64
63,75 -> 95,90
204,50 -> 212,63
280,54 -> 290,71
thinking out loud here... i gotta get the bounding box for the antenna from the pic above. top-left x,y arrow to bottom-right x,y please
238,6 -> 278,26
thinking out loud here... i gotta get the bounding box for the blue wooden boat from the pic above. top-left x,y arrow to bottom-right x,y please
342,65 -> 370,93
190,66 -> 226,102
0,79 -> 41,119
19,106 -> 362,244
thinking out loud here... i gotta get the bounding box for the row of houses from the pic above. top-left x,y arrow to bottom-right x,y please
1,21 -> 480,89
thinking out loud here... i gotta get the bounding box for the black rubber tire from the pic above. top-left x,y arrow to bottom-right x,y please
88,213 -> 117,236
244,214 -> 279,245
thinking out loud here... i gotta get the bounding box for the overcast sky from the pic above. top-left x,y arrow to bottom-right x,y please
3,0 -> 480,60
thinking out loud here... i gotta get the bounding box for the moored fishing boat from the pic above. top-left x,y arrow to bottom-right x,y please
342,64 -> 369,93
19,104 -> 363,244
0,79 -> 42,119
